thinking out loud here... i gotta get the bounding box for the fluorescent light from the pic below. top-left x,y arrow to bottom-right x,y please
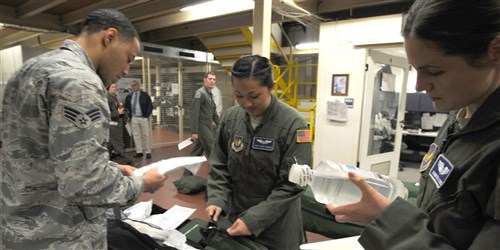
296,42 -> 319,50
181,0 -> 253,13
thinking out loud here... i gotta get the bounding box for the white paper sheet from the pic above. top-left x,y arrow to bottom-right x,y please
178,138 -> 193,150
142,205 -> 196,230
327,100 -> 348,122
300,236 -> 362,250
133,156 -> 206,176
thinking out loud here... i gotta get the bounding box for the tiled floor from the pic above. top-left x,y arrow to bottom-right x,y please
398,160 -> 421,183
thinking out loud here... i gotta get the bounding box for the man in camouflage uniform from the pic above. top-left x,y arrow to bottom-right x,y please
1,9 -> 167,249
189,72 -> 220,157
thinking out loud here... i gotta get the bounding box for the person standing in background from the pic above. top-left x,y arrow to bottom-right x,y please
189,72 -> 220,157
106,82 -> 137,166
125,80 -> 153,159
1,9 -> 167,249
327,0 -> 500,249
206,55 -> 312,249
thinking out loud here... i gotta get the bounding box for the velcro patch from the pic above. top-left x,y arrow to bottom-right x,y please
429,154 -> 454,189
296,129 -> 312,143
252,137 -> 274,151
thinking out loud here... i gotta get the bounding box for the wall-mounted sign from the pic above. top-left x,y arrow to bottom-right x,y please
344,98 -> 354,108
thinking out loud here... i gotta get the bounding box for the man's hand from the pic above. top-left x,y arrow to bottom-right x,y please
205,205 -> 223,222
227,218 -> 251,236
116,164 -> 136,176
142,167 -> 167,193
326,172 -> 391,226
191,133 -> 198,141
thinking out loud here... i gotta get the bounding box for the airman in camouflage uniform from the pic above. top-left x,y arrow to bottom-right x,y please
1,9 -> 166,249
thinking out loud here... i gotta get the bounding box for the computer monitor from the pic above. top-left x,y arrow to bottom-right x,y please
419,94 -> 437,112
405,93 -> 420,112
403,111 -> 421,130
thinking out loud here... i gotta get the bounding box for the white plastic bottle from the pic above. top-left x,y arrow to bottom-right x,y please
289,159 -> 408,205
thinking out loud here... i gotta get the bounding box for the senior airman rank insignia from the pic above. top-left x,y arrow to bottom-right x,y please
419,143 -> 438,172
231,135 -> 244,152
252,137 -> 274,151
64,106 -> 101,129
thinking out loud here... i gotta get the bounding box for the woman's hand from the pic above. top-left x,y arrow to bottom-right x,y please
326,172 -> 391,226
227,218 -> 251,236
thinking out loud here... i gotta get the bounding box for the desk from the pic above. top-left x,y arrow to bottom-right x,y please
401,130 -> 437,162
402,129 -> 438,138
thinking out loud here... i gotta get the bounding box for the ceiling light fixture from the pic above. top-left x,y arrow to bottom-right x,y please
295,42 -> 319,50
180,0 -> 254,13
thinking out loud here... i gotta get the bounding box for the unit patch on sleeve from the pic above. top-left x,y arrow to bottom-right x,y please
194,91 -> 202,98
296,129 -> 312,143
252,137 -> 275,151
420,143 -> 438,172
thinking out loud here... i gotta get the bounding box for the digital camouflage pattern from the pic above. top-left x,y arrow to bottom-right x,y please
1,40 -> 144,249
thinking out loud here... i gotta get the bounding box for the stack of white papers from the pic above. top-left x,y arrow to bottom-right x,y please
124,200 -> 196,231
133,156 -> 207,176
143,205 -> 196,230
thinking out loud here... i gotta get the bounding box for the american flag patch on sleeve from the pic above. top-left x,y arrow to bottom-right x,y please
296,129 -> 312,143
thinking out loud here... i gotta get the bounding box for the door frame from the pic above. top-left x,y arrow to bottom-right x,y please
358,49 -> 410,177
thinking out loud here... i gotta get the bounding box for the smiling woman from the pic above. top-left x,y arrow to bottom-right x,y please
205,55 -> 313,249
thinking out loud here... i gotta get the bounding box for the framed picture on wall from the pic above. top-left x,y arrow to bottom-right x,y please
332,74 -> 349,96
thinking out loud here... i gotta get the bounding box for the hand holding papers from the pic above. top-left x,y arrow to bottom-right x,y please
133,156 -> 207,176
178,138 -> 193,150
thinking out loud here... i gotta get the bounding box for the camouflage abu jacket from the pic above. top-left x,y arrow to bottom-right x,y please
1,40 -> 144,249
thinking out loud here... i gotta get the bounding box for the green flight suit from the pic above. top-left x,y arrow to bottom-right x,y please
207,95 -> 312,250
190,85 -> 220,157
359,87 -> 500,249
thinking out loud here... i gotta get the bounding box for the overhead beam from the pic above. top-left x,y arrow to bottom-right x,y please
18,0 -> 67,19
134,5 -> 255,33
0,5 -> 64,32
0,30 -> 41,47
62,0 -> 149,26
141,11 -> 286,43
121,0 -> 201,22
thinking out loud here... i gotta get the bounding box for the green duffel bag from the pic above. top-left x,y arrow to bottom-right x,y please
301,181 -> 420,239
301,186 -> 364,239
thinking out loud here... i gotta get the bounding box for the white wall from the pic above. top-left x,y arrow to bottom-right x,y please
0,45 -> 24,106
314,14 -> 404,168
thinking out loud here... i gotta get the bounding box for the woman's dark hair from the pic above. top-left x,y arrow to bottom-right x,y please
231,55 -> 274,89
402,0 -> 500,66
81,8 -> 139,42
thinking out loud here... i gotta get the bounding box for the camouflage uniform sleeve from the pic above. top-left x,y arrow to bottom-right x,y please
190,90 -> 202,133
49,75 -> 143,207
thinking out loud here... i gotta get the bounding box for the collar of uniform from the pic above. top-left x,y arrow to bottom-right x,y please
245,95 -> 278,126
463,86 -> 500,133
60,39 -> 95,72
203,85 -> 213,95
